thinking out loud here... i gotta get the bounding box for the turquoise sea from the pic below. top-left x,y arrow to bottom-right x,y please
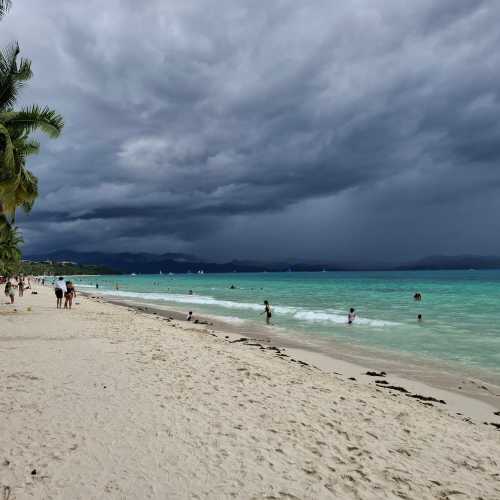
71,270 -> 500,375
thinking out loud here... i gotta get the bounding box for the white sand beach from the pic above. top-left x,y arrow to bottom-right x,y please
1,287 -> 499,499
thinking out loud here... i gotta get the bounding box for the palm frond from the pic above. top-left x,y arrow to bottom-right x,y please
0,43 -> 32,111
3,105 -> 64,138
0,122 -> 15,175
0,0 -> 12,19
0,216 -> 23,267
17,137 -> 40,156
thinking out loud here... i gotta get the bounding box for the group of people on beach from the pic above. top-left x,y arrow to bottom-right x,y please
2,276 -> 33,305
54,276 -> 77,309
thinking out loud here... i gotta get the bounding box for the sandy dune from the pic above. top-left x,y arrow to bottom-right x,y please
1,287 -> 499,499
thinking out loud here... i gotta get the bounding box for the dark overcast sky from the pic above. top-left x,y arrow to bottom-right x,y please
3,0 -> 500,263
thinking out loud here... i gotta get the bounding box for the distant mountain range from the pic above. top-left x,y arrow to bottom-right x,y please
24,250 -> 500,274
25,250 -> 343,274
397,254 -> 500,270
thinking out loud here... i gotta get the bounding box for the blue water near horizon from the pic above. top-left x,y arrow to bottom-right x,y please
69,270 -> 500,375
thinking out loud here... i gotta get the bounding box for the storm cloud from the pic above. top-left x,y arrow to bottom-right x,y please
3,0 -> 500,262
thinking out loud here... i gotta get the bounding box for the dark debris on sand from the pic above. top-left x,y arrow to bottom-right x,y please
374,382 -> 447,405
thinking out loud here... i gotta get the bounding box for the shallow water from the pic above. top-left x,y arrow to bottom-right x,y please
71,270 -> 500,375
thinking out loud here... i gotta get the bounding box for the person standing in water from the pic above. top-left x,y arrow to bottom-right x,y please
348,308 -> 356,324
262,300 -> 272,325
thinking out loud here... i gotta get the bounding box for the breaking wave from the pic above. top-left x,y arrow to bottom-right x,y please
95,290 -> 399,328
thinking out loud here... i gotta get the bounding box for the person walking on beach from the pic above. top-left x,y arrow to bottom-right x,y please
262,300 -> 272,325
348,308 -> 356,324
54,276 -> 67,309
64,281 -> 76,309
18,278 -> 25,297
4,280 -> 15,304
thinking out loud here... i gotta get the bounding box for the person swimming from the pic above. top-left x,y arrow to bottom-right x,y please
414,292 -> 422,301
417,314 -> 422,322
348,308 -> 356,324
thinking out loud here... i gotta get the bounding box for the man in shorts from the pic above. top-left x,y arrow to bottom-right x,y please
54,276 -> 67,309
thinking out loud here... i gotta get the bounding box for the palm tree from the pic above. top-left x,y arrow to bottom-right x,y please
0,0 -> 12,19
0,41 -> 63,269
0,45 -> 63,220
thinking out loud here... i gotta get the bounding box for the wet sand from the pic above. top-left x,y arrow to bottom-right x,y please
98,294 -> 500,420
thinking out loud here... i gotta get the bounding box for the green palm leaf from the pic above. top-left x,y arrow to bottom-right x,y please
0,43 -> 32,111
2,105 -> 64,138
0,0 -> 12,19
0,215 -> 23,268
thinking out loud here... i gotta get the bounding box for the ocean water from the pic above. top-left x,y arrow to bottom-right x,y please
71,270 -> 500,375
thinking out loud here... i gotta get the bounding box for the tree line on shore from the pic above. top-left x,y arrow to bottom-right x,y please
14,260 -> 119,277
0,0 -> 64,275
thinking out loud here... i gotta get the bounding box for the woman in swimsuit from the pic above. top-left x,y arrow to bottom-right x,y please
64,281 -> 76,309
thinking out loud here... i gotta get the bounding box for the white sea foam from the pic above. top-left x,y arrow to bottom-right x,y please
218,316 -> 247,325
293,310 -> 398,327
98,290 -> 264,311
95,289 -> 398,328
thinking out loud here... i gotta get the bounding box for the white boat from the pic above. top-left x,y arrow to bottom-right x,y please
131,273 -> 137,276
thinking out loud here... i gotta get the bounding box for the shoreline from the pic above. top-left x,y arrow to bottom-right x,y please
2,287 -> 500,498
84,291 -> 500,422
